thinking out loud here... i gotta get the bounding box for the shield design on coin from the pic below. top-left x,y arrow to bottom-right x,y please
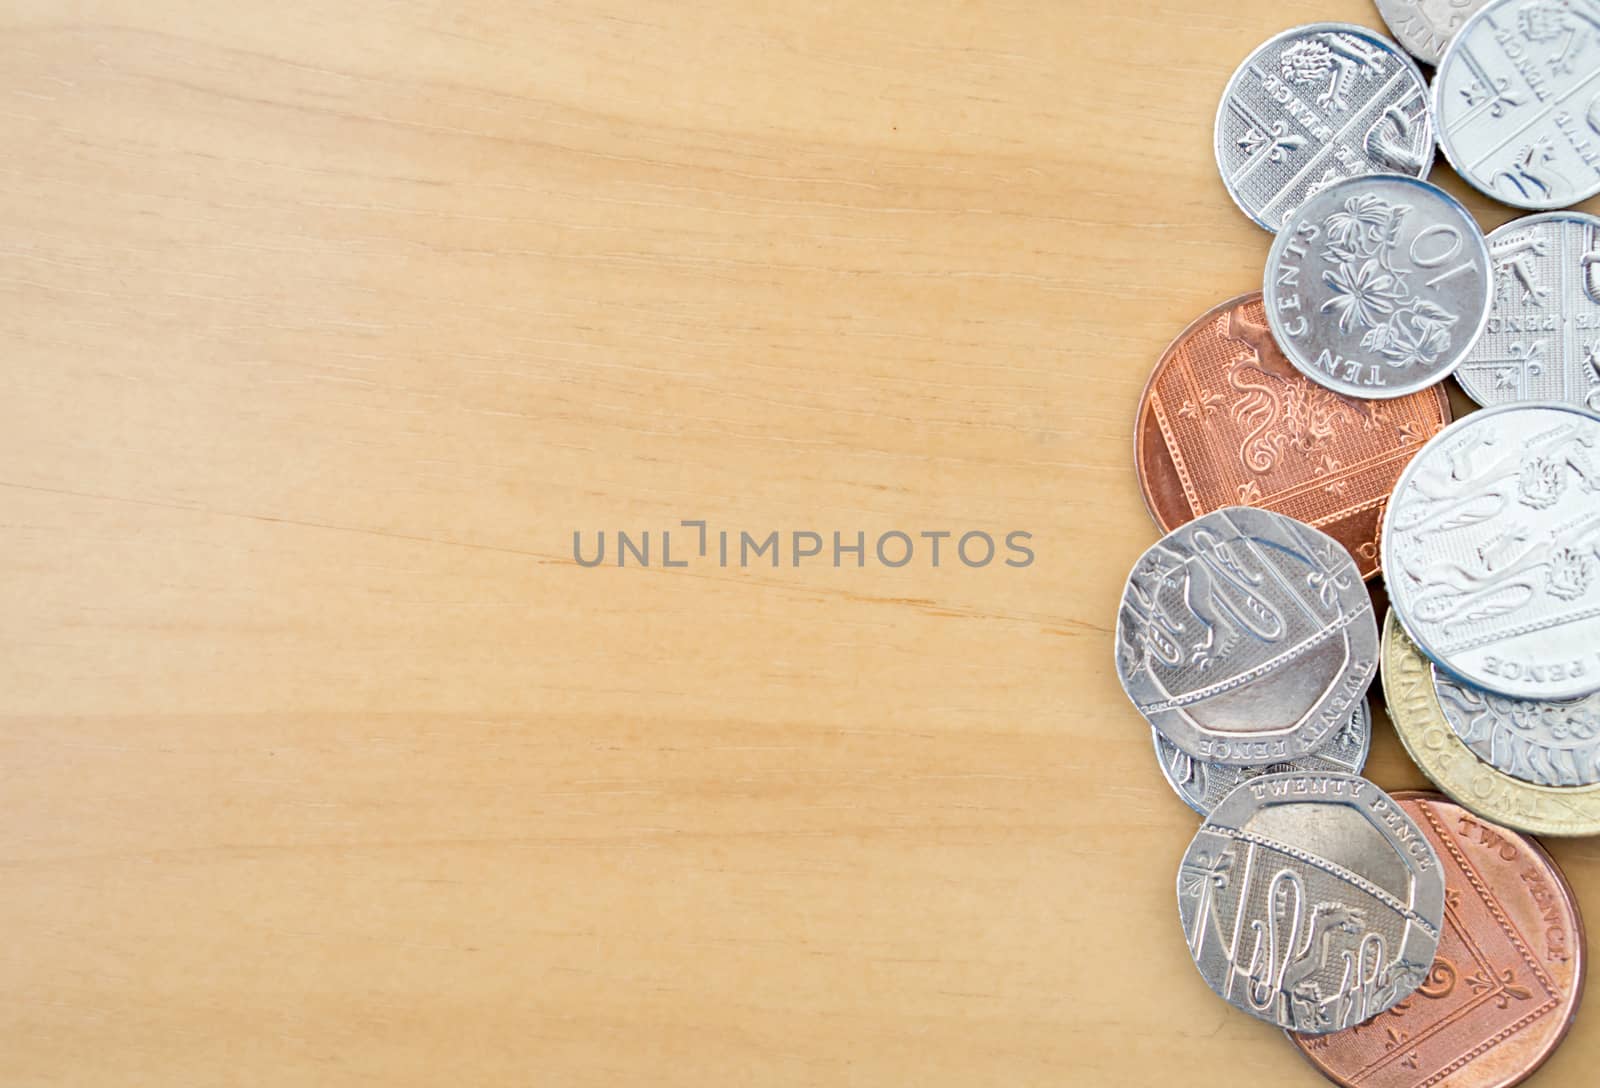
1117,507 -> 1378,766
1287,793 -> 1583,1083
1433,0 -> 1600,209
1177,773 -> 1444,1034
1135,293 -> 1450,579
1455,212 -> 1600,412
1434,665 -> 1600,787
1382,403 -> 1600,701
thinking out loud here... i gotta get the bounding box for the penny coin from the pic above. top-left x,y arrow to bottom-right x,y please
1154,698 -> 1373,816
1382,610 -> 1600,835
1374,0 -> 1491,65
1382,403 -> 1600,700
1215,24 -> 1434,232
1456,212 -> 1600,410
1434,664 -> 1600,786
1265,175 -> 1493,399
1135,293 -> 1451,579
1434,0 -> 1600,211
1287,791 -> 1585,1088
1176,772 -> 1444,1033
1116,507 -> 1378,767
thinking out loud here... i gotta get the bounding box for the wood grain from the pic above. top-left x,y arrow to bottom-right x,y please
1,1 -> 1597,1083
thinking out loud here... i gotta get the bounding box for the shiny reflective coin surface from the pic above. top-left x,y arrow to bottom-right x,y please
1154,698 -> 1372,815
1434,0 -> 1600,210
1177,772 -> 1444,1033
1383,611 -> 1600,835
1116,507 -> 1378,766
1215,24 -> 1434,232
1135,293 -> 1451,580
1434,664 -> 1600,786
1374,0 -> 1491,64
1265,175 -> 1493,399
1382,403 -> 1600,700
1456,212 -> 1600,410
1288,792 -> 1585,1088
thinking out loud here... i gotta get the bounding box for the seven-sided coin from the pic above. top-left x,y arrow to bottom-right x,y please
1116,506 -> 1378,766
1177,772 -> 1445,1033
1154,697 -> 1372,815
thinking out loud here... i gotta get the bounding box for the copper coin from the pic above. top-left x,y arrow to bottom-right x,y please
1287,792 -> 1585,1088
1135,294 -> 1450,579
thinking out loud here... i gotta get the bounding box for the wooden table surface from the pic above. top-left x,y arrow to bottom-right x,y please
4,1 -> 1599,1083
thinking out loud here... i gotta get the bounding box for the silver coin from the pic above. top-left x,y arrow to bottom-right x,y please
1374,0 -> 1492,65
1434,0 -> 1600,210
1265,174 -> 1493,398
1176,772 -> 1444,1033
1154,698 -> 1372,815
1456,211 -> 1600,409
1383,402 -> 1600,700
1433,664 -> 1600,784
1115,506 -> 1378,767
1215,24 -> 1435,232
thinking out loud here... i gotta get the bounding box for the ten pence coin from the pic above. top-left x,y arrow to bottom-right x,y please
1265,175 -> 1493,399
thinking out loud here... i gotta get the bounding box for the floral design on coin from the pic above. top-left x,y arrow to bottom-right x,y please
1434,0 -> 1600,209
1266,175 -> 1493,398
1382,404 -> 1600,700
1288,792 -> 1585,1088
1177,773 -> 1444,1033
1135,294 -> 1450,579
1215,24 -> 1434,232
1382,612 -> 1600,835
1374,0 -> 1492,65
1116,507 -> 1378,766
1456,212 -> 1600,410
1435,666 -> 1600,786
1154,698 -> 1372,815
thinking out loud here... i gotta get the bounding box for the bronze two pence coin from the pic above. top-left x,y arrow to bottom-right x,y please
1135,293 -> 1450,579
1287,792 -> 1585,1088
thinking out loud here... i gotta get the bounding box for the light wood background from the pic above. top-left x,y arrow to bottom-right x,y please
4,1 -> 1598,1084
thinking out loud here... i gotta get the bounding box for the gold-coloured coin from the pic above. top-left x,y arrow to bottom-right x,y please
1383,610 -> 1600,837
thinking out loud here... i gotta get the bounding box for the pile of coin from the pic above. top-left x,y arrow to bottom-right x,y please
1118,3 -> 1597,1083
